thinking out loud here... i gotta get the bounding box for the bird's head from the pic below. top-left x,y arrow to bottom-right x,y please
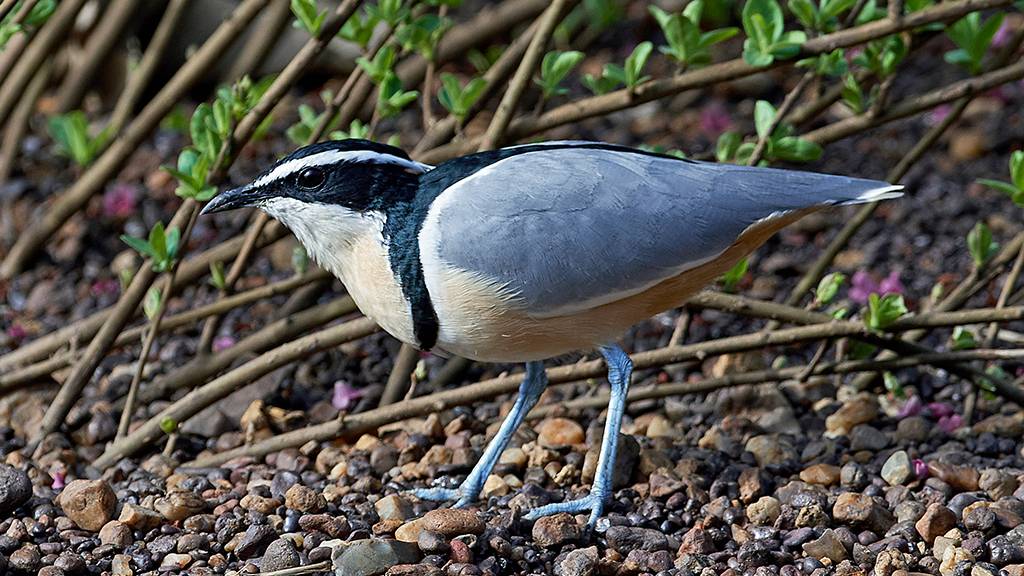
201,139 -> 432,231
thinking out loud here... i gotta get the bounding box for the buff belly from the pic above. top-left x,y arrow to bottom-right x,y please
430,210 -> 814,363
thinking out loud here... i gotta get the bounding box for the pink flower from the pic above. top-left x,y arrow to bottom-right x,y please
6,323 -> 27,341
102,184 -> 138,219
850,270 -> 904,304
926,104 -> 952,126
992,19 -> 1013,48
897,395 -> 923,418
849,270 -> 880,304
913,459 -> 929,479
51,470 -> 65,490
91,278 -> 119,297
699,102 -> 732,137
212,335 -> 236,353
927,402 -> 954,419
938,413 -> 963,434
879,271 -> 903,296
332,380 -> 366,411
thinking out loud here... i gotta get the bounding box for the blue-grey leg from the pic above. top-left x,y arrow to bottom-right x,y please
524,345 -> 632,527
414,361 -> 548,507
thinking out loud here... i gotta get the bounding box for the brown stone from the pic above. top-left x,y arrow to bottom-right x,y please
916,503 -> 957,544
833,492 -> 896,534
531,513 -> 580,547
58,479 -> 116,531
800,464 -> 841,486
537,418 -> 585,448
421,508 -> 485,536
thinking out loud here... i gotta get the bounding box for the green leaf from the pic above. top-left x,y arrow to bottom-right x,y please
951,326 -> 978,350
120,235 -> 157,260
144,286 -> 162,320
977,179 -> 1024,205
164,226 -> 181,262
721,257 -> 749,292
754,100 -> 776,140
291,0 -> 326,35
624,41 -> 653,88
1011,150 -> 1024,191
866,293 -> 908,331
815,272 -> 846,305
209,261 -> 226,290
743,0 -> 783,44
148,221 -> 167,263
536,50 -> 584,99
772,136 -> 822,162
716,131 -> 741,162
841,73 -> 865,113
292,245 -> 310,275
883,372 -> 905,399
788,0 -> 817,29
967,221 -> 999,268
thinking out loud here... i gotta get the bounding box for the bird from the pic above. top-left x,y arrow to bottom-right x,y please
201,138 -> 902,526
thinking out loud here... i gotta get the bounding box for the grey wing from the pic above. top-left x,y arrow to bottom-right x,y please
429,145 -> 899,316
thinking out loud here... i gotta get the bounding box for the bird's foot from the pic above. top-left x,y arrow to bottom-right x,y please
524,492 -> 607,528
411,485 -> 479,508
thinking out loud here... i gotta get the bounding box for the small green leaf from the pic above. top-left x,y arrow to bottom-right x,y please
535,50 -> 584,99
866,293 -> 908,331
144,286 -> 162,320
754,100 -> 776,140
951,326 -> 977,350
120,235 -> 157,260
967,221 -> 999,268
721,257 -> 749,292
883,372 -> 905,399
815,272 -> 846,306
209,261 -> 226,290
623,41 -> 653,88
772,136 -> 822,162
1009,149 -> 1024,190
977,179 -> 1024,205
292,245 -> 309,275
716,131 -> 741,163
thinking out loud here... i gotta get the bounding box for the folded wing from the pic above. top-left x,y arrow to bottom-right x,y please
420,144 -> 900,318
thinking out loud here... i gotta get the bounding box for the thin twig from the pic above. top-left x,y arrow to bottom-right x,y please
419,0 -> 1012,164
381,344 -> 420,406
187,305 -> 1024,468
0,0 -> 87,125
477,0 -> 572,151
748,72 -> 814,166
94,317 -> 380,469
107,0 -> 190,136
56,0 -> 142,112
0,0 -> 271,279
529,349 -> 1024,419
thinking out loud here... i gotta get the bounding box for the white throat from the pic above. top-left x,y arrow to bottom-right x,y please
261,197 -> 418,345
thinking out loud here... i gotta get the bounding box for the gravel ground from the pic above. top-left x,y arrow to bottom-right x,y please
2,35 -> 1024,576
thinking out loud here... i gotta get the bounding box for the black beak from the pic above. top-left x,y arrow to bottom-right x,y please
200,186 -> 256,215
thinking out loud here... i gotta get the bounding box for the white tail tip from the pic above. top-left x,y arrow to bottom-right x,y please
856,184 -> 905,202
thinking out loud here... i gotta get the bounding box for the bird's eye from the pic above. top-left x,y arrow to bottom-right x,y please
297,167 -> 325,189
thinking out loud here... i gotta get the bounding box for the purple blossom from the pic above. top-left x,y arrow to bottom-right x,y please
912,459 -> 929,479
212,335 -> 236,353
937,413 -> 963,434
51,470 -> 65,490
879,271 -> 903,296
91,278 -> 119,297
849,270 -> 880,304
926,104 -> 952,126
926,402 -> 954,419
992,19 -> 1013,48
332,380 -> 366,412
850,269 -> 904,304
699,102 -> 732,137
102,183 -> 138,219
897,395 -> 923,418
6,323 -> 27,341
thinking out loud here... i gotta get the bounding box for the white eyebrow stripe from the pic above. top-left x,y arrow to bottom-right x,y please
251,149 -> 433,189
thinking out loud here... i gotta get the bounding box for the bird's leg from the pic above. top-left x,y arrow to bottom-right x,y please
524,345 -> 632,528
413,361 -> 548,507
